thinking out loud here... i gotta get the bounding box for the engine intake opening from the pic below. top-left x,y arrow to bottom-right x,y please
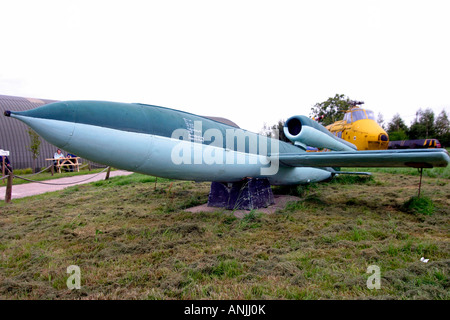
286,117 -> 302,136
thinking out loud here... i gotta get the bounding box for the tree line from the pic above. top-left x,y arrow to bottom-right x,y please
384,108 -> 450,146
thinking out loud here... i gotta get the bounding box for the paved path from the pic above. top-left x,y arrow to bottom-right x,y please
0,170 -> 134,200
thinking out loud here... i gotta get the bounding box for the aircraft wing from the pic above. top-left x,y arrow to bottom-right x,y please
272,148 -> 450,168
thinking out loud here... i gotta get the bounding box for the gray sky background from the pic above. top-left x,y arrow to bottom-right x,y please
1,0 -> 449,133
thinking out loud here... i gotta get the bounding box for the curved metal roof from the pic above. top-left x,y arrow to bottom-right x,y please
201,116 -> 240,129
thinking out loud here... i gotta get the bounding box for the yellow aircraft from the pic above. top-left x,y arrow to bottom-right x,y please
325,102 -> 389,150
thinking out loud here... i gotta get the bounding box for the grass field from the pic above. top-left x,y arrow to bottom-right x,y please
0,169 -> 448,300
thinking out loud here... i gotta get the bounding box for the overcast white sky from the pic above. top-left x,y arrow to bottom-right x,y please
1,0 -> 449,133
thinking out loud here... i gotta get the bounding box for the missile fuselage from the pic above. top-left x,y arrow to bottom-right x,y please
5,100 -> 333,185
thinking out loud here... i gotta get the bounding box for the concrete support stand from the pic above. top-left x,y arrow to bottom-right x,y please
208,178 -> 275,210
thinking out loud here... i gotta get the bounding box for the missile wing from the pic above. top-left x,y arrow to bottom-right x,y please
272,149 -> 450,168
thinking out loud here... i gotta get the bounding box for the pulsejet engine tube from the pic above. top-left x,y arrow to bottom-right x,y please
284,115 -> 357,151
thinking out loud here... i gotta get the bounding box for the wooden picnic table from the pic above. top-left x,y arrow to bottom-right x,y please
46,157 -> 82,173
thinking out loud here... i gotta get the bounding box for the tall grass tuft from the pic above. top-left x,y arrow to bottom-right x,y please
401,196 -> 435,215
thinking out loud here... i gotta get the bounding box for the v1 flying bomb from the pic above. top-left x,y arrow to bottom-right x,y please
4,100 -> 449,208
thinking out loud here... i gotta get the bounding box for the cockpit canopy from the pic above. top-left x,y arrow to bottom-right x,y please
343,108 -> 376,123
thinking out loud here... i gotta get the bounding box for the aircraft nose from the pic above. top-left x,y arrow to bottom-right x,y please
7,102 -> 76,150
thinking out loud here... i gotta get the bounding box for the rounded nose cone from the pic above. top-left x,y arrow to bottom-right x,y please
8,102 -> 76,149
4,110 -> 11,117
13,114 -> 75,149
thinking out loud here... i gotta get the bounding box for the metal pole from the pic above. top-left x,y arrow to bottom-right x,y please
418,168 -> 423,198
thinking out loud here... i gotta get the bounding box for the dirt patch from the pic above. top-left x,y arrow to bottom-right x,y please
185,195 -> 301,218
